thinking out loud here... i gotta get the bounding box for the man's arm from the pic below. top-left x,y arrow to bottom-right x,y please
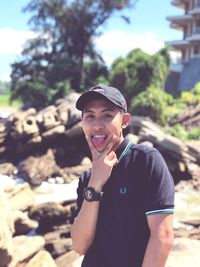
71,196 -> 100,255
71,135 -> 118,255
141,214 -> 174,267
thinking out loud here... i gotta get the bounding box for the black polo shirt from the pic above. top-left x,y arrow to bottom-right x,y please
74,137 -> 175,267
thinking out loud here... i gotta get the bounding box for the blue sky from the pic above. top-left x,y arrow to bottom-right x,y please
0,0 -> 182,81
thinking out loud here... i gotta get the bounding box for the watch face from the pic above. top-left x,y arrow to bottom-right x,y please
83,187 -> 103,201
85,189 -> 93,200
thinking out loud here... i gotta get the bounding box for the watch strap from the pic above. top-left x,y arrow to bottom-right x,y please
83,187 -> 103,201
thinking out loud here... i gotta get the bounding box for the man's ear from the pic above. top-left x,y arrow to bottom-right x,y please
122,113 -> 131,129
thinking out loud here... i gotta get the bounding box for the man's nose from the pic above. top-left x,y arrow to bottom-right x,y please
92,118 -> 104,130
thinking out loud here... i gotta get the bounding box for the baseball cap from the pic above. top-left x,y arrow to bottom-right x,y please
76,84 -> 127,113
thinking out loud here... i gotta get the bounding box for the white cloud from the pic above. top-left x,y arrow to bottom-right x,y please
0,28 -> 37,81
95,30 -> 165,65
0,27 -> 36,55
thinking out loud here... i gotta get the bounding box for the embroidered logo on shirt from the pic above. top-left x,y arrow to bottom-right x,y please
120,187 -> 127,194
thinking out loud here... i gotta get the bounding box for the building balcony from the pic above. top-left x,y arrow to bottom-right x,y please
167,14 -> 192,23
171,0 -> 189,8
166,39 -> 189,48
167,14 -> 192,29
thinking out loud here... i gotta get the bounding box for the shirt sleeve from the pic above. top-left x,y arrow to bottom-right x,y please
144,150 -> 175,216
72,170 -> 90,220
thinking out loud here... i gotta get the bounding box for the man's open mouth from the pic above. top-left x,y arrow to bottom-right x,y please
92,135 -> 107,146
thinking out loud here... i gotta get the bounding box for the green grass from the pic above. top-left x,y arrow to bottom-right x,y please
0,94 -> 22,108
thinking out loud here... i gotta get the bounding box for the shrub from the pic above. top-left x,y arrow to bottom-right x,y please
129,86 -> 174,126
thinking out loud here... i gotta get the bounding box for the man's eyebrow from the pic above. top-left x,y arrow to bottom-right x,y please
84,108 -> 115,113
83,109 -> 94,113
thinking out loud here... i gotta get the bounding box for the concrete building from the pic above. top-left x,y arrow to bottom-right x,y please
165,0 -> 200,94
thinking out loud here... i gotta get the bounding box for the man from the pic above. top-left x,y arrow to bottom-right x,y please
71,84 -> 174,267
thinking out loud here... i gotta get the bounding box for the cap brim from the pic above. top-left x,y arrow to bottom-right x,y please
76,91 -> 107,111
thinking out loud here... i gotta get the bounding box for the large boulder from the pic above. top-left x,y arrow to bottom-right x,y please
12,210 -> 38,236
25,250 -> 57,267
44,224 -> 72,258
166,238 -> 200,267
17,149 -> 59,186
5,183 -> 35,211
11,235 -> 45,265
55,250 -> 83,267
0,190 -> 14,267
29,202 -> 71,233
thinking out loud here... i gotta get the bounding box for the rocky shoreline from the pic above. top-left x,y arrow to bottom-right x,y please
0,175 -> 200,267
0,93 -> 200,266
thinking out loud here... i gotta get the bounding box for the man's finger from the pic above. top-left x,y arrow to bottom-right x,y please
110,157 -> 119,167
85,135 -> 99,158
102,135 -> 118,156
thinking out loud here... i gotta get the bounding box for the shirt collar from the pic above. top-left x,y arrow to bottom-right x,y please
115,137 -> 130,159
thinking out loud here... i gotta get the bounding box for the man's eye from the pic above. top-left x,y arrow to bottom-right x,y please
104,114 -> 112,118
86,114 -> 94,119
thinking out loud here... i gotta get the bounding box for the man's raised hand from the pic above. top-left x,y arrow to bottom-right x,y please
86,135 -> 119,190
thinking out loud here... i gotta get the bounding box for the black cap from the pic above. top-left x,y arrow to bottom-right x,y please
76,84 -> 127,113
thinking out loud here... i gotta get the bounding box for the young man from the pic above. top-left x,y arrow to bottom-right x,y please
71,84 -> 174,267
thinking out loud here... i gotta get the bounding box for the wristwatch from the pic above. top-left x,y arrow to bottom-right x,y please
83,187 -> 103,202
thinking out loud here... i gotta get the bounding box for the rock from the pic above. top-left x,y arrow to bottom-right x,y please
0,162 -> 15,176
36,105 -> 60,131
126,133 -> 140,144
42,125 -> 65,138
29,202 -> 71,233
166,238 -> 200,267
43,224 -> 72,258
10,108 -> 38,139
44,224 -> 71,239
25,250 -> 57,267
170,103 -> 200,130
60,93 -> 81,127
0,118 -> 11,145
45,237 -> 72,258
0,96 -> 199,190
128,116 -> 200,183
62,162 -> 92,183
0,190 -> 14,267
13,210 -> 38,236
65,122 -> 83,138
18,149 -> 59,186
5,183 -> 35,211
0,174 -> 15,189
182,219 -> 200,227
55,250 -> 82,267
11,235 -> 45,264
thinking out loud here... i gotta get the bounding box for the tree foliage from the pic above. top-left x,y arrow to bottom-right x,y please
180,82 -> 200,106
10,0 -> 137,108
130,86 -> 174,126
82,61 -> 109,89
109,47 -> 170,105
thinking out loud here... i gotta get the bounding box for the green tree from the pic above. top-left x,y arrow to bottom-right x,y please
82,60 -> 109,90
109,47 -> 170,105
10,0 -> 137,108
